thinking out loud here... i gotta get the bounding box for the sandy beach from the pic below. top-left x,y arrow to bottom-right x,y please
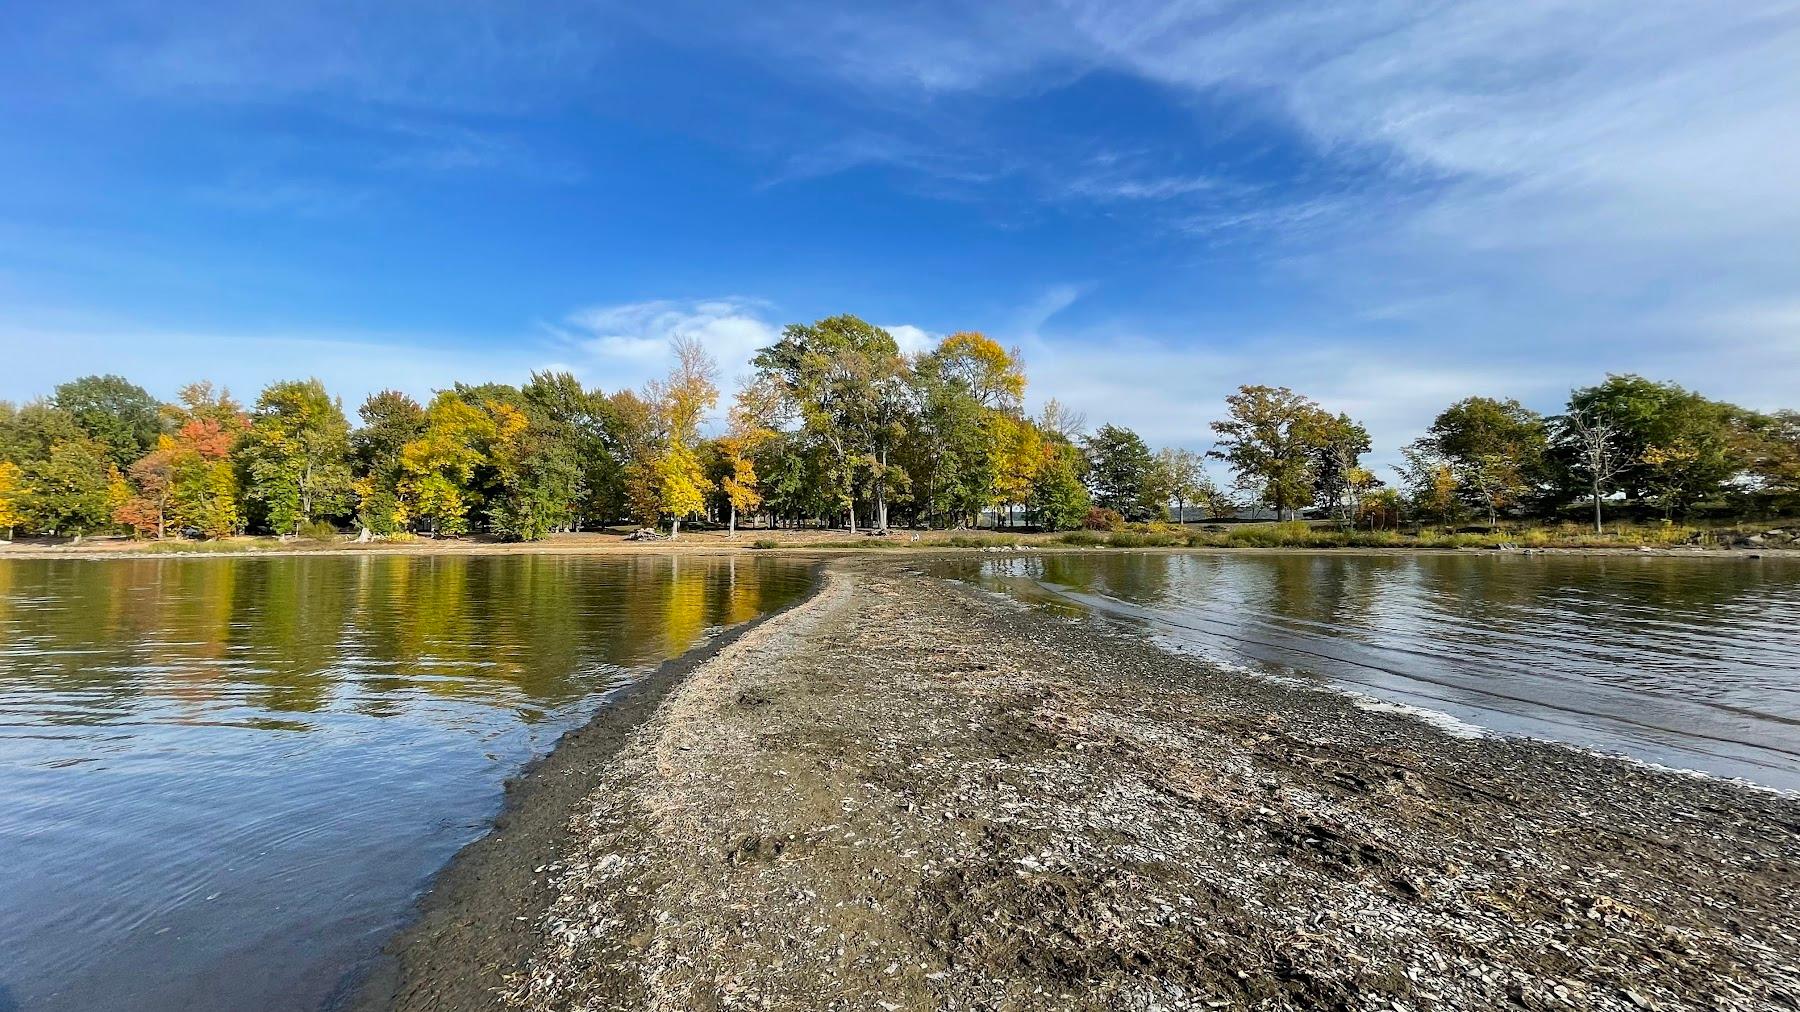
357,556 -> 1800,1012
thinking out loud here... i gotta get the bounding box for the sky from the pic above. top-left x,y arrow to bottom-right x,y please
3,1 -> 1799,475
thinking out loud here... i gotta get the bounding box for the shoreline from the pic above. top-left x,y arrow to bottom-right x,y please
362,557 -> 1800,1012
342,559 -> 831,1012
2,537 -> 1793,564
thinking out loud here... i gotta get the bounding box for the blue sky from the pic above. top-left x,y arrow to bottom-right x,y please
4,1 -> 1799,472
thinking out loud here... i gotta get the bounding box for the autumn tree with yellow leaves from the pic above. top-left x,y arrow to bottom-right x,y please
647,337 -> 719,539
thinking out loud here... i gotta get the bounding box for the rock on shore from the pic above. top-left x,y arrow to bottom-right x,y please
419,559 -> 1800,1012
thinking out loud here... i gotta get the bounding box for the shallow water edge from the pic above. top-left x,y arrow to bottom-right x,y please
345,558 -> 829,1011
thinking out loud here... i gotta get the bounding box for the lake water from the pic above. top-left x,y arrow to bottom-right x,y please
0,553 -> 813,1012
947,551 -> 1800,792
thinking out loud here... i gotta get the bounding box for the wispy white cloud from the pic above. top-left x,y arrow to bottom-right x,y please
1012,283 -> 1090,338
8,0 -> 1799,464
717,1 -> 1800,442
551,298 -> 783,390
1016,325 -> 1568,478
882,324 -> 939,356
1071,174 -> 1218,202
189,176 -> 375,217
760,131 -> 1003,194
92,2 -> 610,115
372,121 -> 585,182
725,1 -> 1800,311
0,300 -> 947,416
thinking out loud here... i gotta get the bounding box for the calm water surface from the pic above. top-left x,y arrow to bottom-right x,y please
948,552 -> 1800,791
0,553 -> 812,1012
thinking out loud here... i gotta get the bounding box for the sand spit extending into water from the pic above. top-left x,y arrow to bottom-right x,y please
366,558 -> 1800,1012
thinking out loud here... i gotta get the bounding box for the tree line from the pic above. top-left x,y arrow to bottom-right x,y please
2,316 -> 1797,541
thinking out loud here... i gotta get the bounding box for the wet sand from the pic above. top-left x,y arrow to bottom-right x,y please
362,557 -> 1800,1012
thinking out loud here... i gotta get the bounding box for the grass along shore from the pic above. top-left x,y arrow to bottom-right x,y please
3,518 -> 1798,560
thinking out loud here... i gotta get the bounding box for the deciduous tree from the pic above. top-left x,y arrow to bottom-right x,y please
1412,397 -> 1546,526
1083,424 -> 1156,518
399,394 -> 495,536
1156,447 -> 1205,522
351,390 -> 426,536
1029,440 -> 1090,530
0,460 -> 25,539
715,382 -> 778,535
930,332 -> 1025,411
1208,385 -> 1333,521
1564,375 -> 1742,511
648,337 -> 719,538
991,414 -> 1042,527
53,375 -> 163,468
1556,406 -> 1627,533
1743,409 -> 1800,510
752,315 -> 901,533
165,384 -> 248,538
239,379 -> 354,535
23,438 -> 116,536
1311,414 -> 1371,524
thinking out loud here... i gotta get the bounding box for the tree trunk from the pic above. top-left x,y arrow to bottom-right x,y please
670,515 -> 681,540
876,447 -> 889,533
729,503 -> 736,537
300,461 -> 313,534
1592,487 -> 1603,533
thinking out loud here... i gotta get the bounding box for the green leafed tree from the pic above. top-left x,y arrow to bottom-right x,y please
0,460 -> 24,538
1562,375 -> 1744,515
1410,397 -> 1547,526
1208,385 -> 1334,521
53,374 -> 164,468
489,410 -> 585,541
23,437 -> 116,536
1310,413 -> 1372,524
1742,409 -> 1800,511
238,379 -> 354,535
1082,423 -> 1156,519
0,400 -> 84,467
351,390 -> 426,536
522,370 -> 619,530
1156,447 -> 1205,522
752,315 -> 904,533
1029,440 -> 1091,530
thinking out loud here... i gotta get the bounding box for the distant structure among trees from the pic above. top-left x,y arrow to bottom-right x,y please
2,320 -> 1796,541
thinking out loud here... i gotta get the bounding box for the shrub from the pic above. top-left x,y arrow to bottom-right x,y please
1058,531 -> 1104,546
299,520 -> 340,542
946,535 -> 1020,549
1083,507 -> 1125,531
751,538 -> 779,550
1227,521 -> 1316,547
141,539 -> 261,554
1109,529 -> 1183,548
